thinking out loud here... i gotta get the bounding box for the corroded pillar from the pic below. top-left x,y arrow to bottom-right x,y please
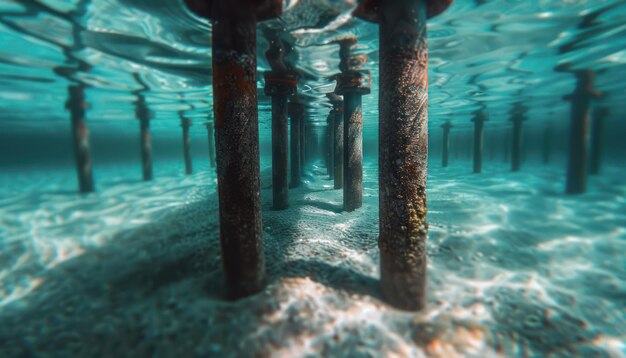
265,71 -> 297,210
472,109 -> 487,174
355,0 -> 452,310
441,121 -> 452,167
289,99 -> 304,188
565,70 -> 602,194
184,0 -> 282,298
590,106 -> 609,175
67,84 -> 94,193
510,103 -> 527,172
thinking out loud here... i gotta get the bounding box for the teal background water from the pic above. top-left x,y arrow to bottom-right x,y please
1,0 -> 625,356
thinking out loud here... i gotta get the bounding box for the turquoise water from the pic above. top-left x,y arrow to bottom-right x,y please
1,0 -> 626,356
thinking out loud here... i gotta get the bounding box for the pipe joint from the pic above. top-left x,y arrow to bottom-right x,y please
264,71 -> 298,97
334,70 -> 372,96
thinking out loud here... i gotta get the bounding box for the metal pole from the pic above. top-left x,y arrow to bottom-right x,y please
67,84 -> 94,193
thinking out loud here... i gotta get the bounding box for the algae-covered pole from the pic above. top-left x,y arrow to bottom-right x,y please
180,114 -> 193,175
565,70 -> 602,194
334,37 -> 371,212
510,102 -> 527,172
184,0 -> 281,298
265,71 -> 296,209
67,84 -> 94,193
471,109 -> 487,174
205,122 -> 216,168
289,99 -> 304,188
441,121 -> 452,167
136,95 -> 153,181
355,0 -> 452,310
589,106 -> 609,175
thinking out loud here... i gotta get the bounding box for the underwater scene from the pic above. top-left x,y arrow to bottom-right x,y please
1,0 -> 625,356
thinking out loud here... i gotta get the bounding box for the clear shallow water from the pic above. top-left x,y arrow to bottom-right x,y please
1,0 -> 626,356
1,159 -> 625,356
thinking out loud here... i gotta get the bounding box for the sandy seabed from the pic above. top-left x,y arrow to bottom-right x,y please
0,158 -> 625,357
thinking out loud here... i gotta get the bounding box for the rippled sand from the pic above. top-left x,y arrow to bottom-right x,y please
0,159 -> 624,357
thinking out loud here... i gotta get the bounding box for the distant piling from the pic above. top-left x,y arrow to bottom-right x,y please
510,102 -> 527,172
67,84 -> 94,193
265,71 -> 296,210
441,121 -> 452,167
565,70 -> 602,194
206,122 -> 216,168
355,0 -> 451,310
180,115 -> 193,175
589,106 -> 609,175
542,123 -> 552,165
472,109 -> 487,174
135,94 -> 153,181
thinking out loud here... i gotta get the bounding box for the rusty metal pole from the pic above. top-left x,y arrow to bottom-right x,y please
355,0 -> 452,310
135,94 -> 153,181
472,110 -> 487,174
441,122 -> 452,167
67,84 -> 94,193
184,0 -> 281,298
565,70 -> 602,194
589,106 -> 609,175
180,115 -> 193,175
334,39 -> 371,212
205,122 -> 216,168
265,72 -> 296,210
510,103 -> 527,172
289,100 -> 303,188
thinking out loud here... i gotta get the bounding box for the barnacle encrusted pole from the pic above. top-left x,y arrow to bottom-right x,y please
510,102 -> 527,172
265,35 -> 297,210
441,121 -> 452,167
179,111 -> 193,175
132,73 -> 153,181
471,108 -> 487,174
184,0 -> 281,298
67,85 -> 94,193
289,98 -> 304,188
564,70 -> 602,194
354,0 -> 452,310
589,106 -> 609,175
334,37 -> 372,212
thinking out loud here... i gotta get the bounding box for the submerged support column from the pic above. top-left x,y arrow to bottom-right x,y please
510,103 -> 527,172
67,84 -> 94,193
589,106 -> 609,175
335,47 -> 371,211
355,0 -> 452,310
565,70 -> 602,194
300,114 -> 306,175
472,109 -> 487,174
180,115 -> 193,175
135,95 -> 153,181
205,122 -> 216,168
441,121 -> 452,167
265,71 -> 297,210
184,0 -> 281,298
289,99 -> 303,188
